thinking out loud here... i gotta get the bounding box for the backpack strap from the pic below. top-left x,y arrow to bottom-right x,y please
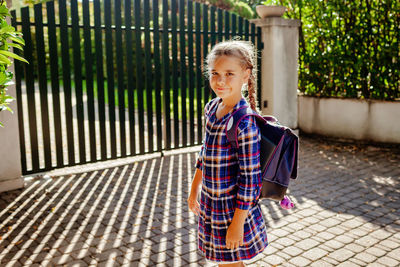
225,106 -> 268,149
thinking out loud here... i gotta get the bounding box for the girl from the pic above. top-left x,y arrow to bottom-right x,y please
188,40 -> 268,266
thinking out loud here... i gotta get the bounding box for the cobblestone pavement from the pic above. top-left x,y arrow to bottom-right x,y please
1,135 -> 399,267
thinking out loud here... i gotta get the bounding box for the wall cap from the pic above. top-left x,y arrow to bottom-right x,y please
250,17 -> 301,27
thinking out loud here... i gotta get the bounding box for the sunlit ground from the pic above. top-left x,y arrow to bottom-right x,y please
1,135 -> 399,266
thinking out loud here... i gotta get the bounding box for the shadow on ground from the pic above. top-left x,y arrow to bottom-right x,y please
0,135 -> 399,266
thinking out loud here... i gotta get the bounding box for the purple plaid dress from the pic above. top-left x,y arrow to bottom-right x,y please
195,97 -> 268,263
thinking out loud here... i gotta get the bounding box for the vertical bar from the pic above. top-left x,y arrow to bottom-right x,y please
179,0 -> 187,147
171,0 -> 179,148
59,0 -> 75,165
238,16 -> 243,39
115,0 -> 126,156
209,6 -> 216,99
82,0 -> 96,161
94,0 -> 107,160
134,0 -> 145,154
125,0 -> 136,155
224,10 -> 230,40
11,10 -> 27,174
195,2 -> 202,143
231,13 -> 237,38
210,6 -> 216,47
21,7 -> 39,172
217,8 -> 223,42
71,0 -> 86,164
244,19 -> 250,41
153,0 -> 163,151
203,4 -> 210,104
46,1 -> 64,168
162,0 -> 171,149
104,0 -> 117,159
187,0 -> 195,146
257,27 -> 262,105
251,23 -> 256,45
144,0 -> 154,152
34,3 -> 52,170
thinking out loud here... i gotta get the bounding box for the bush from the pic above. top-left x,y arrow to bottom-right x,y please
0,0 -> 27,127
263,0 -> 400,100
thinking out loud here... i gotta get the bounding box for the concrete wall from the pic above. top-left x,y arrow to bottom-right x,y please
0,0 -> 24,193
252,17 -> 300,129
299,95 -> 400,143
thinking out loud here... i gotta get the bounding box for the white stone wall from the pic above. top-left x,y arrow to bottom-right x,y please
299,96 -> 400,144
0,2 -> 24,193
252,17 -> 301,129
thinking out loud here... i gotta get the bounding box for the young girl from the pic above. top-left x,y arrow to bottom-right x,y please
188,40 -> 268,266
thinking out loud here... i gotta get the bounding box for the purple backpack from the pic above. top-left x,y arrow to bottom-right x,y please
225,106 -> 299,201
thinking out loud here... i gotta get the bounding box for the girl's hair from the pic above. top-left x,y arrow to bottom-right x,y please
204,38 -> 261,113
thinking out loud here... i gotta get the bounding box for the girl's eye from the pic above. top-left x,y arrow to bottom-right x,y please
227,73 -> 234,76
211,72 -> 218,76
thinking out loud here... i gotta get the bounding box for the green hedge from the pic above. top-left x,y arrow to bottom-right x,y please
270,0 -> 400,100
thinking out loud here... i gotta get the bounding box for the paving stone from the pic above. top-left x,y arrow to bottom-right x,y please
329,248 -> 355,262
302,247 -> 329,261
365,246 -> 387,257
377,255 -> 400,267
355,235 -> 380,247
326,226 -> 347,235
64,260 -> 88,266
336,261 -> 362,267
94,248 -> 123,263
294,238 -> 320,250
262,254 -> 285,265
51,254 -> 74,265
275,237 -> 296,247
344,243 -> 365,253
310,260 -> 334,267
282,246 -> 303,257
354,251 -> 377,263
288,256 -> 311,267
387,248 -> 400,261
334,234 -> 354,244
379,239 -> 400,250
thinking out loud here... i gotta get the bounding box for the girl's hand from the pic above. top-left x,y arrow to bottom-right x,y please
187,193 -> 200,216
225,222 -> 244,250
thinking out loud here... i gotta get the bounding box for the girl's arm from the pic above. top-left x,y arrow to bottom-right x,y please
187,168 -> 202,216
226,116 -> 261,249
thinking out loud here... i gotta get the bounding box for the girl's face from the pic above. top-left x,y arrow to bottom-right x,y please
209,55 -> 250,101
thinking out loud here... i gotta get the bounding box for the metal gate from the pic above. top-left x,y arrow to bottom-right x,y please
11,0 -> 262,175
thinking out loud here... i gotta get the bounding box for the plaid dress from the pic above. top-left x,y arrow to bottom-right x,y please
195,97 -> 268,263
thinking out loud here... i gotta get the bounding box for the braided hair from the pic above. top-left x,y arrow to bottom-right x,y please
204,38 -> 261,114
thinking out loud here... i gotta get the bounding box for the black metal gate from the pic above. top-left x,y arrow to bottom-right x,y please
11,0 -> 262,175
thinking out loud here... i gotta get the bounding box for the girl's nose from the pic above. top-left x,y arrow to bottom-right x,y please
217,76 -> 226,85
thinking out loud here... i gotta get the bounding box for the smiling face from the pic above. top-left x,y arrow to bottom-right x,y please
209,55 -> 250,101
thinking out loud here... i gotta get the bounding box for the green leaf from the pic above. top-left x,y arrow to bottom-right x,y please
0,71 -> 6,85
0,54 -> 10,65
0,25 -> 16,35
0,5 -> 11,17
7,42 -> 24,51
0,50 -> 28,63
8,36 -> 25,46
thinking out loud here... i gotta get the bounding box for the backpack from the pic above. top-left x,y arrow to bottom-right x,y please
225,106 -> 299,202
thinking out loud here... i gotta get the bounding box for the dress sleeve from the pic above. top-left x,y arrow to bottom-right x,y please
236,116 -> 262,210
195,99 -> 213,171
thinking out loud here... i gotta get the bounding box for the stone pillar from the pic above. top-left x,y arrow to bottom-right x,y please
251,17 -> 301,129
0,0 -> 24,193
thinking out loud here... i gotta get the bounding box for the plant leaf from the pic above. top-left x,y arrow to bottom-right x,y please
0,50 -> 28,63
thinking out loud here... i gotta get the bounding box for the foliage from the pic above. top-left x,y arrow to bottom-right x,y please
207,0 -> 255,19
0,0 -> 27,127
259,0 -> 400,100
233,1 -> 255,19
